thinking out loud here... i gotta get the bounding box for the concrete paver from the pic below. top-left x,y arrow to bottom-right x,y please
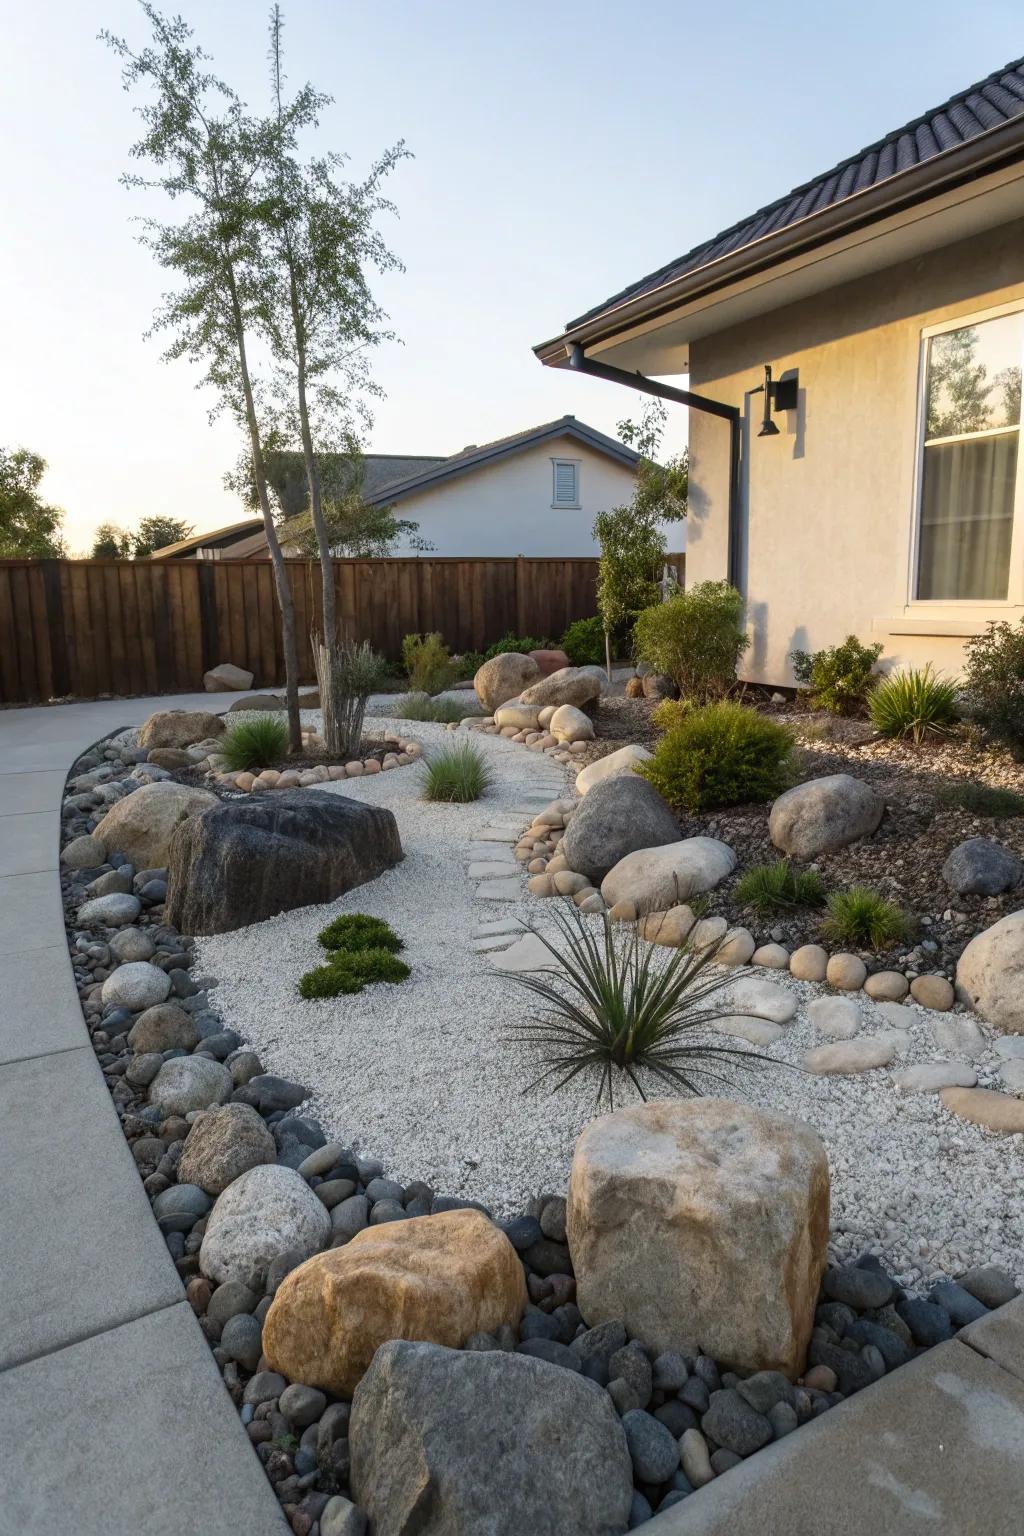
0,810 -> 57,876
0,769 -> 67,814
0,870 -> 65,954
959,1295 -> 1024,1384
0,945 -> 84,1066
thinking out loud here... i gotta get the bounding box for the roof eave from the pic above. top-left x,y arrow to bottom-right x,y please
535,113 -> 1024,367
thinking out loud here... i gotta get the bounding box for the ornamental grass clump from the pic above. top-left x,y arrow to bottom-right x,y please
393,693 -> 472,723
220,714 -> 290,772
638,700 -> 794,813
868,665 -> 958,744
936,782 -> 1024,818
508,902 -> 774,1109
420,740 -> 493,802
734,859 -> 825,914
298,913 -> 408,998
822,887 -> 912,950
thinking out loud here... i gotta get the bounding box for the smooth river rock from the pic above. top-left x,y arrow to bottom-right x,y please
200,1164 -> 332,1287
769,774 -> 883,859
956,911 -> 1024,1034
178,1102 -> 278,1194
601,836 -> 736,913
575,744 -> 653,795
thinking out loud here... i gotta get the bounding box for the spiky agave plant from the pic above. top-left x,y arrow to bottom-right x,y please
507,901 -> 776,1109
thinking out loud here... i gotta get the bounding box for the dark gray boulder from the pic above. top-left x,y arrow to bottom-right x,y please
350,1340 -> 633,1536
165,790 -> 402,935
942,838 -> 1022,897
561,774 -> 680,886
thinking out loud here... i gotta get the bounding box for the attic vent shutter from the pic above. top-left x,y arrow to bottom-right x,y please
553,460 -> 578,505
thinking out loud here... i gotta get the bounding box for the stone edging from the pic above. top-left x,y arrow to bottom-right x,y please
212,735 -> 423,793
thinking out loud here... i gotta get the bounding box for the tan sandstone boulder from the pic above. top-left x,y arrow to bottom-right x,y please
204,662 -> 254,692
474,653 -> 542,713
955,911 -> 1024,1034
568,1099 -> 829,1378
138,709 -> 225,749
94,780 -> 218,869
520,665 -> 602,710
263,1209 -> 527,1396
575,743 -> 653,795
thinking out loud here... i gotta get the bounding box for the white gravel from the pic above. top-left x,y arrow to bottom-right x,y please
198,712 -> 1024,1290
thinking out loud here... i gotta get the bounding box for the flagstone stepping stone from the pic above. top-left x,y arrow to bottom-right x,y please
808,996 -> 861,1040
722,976 -> 798,1025
489,934 -> 561,973
999,1059 -> 1024,1093
474,917 -> 526,937
874,1001 -> 916,1027
928,1015 -> 988,1060
877,1027 -> 912,1056
893,1062 -> 978,1094
476,827 -> 529,842
994,1036 -> 1024,1059
467,844 -> 516,863
469,861 -> 519,878
476,878 -> 522,901
714,1017 -> 786,1047
940,1086 -> 1024,1133
804,1037 -> 896,1074
472,935 -> 518,953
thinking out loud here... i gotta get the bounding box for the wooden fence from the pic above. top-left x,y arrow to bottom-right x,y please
0,554 -> 679,705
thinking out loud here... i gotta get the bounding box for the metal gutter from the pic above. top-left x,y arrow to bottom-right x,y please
535,114 -> 1024,365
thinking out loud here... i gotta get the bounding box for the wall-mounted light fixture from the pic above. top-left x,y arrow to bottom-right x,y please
754,364 -> 799,438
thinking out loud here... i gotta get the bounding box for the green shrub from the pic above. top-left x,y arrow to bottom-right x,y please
936,781 -> 1024,818
633,581 -> 749,701
734,860 -> 825,914
402,632 -> 455,695
962,617 -> 1024,751
393,692 -> 471,723
651,697 -> 694,734
562,616 -> 606,667
637,701 -> 794,813
221,715 -> 289,772
869,665 -> 958,744
482,632 -> 549,661
453,650 -> 485,680
420,740 -> 494,802
298,947 -> 411,999
789,635 -> 882,715
822,887 -> 912,949
318,913 -> 403,955
508,902 -> 773,1109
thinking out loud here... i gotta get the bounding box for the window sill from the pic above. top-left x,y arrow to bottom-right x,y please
551,503 -> 581,511
872,611 -> 1022,638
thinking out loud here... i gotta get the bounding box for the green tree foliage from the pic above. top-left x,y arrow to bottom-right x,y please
0,448 -> 66,557
616,399 -> 688,523
91,514 -> 193,558
91,523 -> 134,558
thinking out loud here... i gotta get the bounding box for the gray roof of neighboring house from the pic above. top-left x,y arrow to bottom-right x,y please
566,56 -> 1024,332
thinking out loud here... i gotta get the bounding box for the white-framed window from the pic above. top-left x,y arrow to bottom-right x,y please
912,302 -> 1023,603
551,457 -> 581,508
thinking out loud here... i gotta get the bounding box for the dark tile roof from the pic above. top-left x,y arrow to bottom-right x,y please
363,454 -> 448,498
568,56 -> 1024,330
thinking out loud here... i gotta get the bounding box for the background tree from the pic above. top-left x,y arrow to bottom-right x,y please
133,514 -> 193,554
617,399 -> 688,524
0,447 -> 66,557
103,5 -> 303,750
91,521 -> 134,558
592,504 -> 665,678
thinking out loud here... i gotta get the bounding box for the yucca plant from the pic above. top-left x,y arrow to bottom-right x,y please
936,781 -> 1024,818
394,692 -> 472,723
822,886 -> 912,949
420,740 -> 493,802
733,859 -> 825,914
221,714 -> 289,772
868,664 -> 958,744
507,902 -> 776,1108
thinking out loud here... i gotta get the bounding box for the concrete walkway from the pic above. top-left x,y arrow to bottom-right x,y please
0,695 -> 286,1535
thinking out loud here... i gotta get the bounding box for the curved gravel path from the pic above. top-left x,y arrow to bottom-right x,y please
199,715 -> 1024,1290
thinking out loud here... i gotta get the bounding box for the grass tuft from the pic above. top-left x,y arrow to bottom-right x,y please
221,715 -> 290,773
733,860 -> 825,914
868,665 -> 958,744
420,740 -> 493,802
393,692 -> 473,724
936,781 -> 1024,818
821,886 -> 912,950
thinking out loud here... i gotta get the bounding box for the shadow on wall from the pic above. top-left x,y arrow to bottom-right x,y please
746,599 -> 769,677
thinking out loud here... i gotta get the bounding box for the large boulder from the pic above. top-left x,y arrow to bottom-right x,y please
527,648 -> 570,676
956,911 -> 1024,1034
350,1341 -> 633,1536
138,709 -> 225,749
94,781 -> 219,869
473,653 -> 541,713
200,1164 -> 331,1287
568,1099 -> 829,1378
204,662 -> 254,692
943,838 -> 1022,897
263,1210 -> 526,1396
549,704 -> 595,744
178,1103 -> 278,1194
561,776 -> 681,887
769,774 -> 883,859
165,789 -> 402,936
601,836 -> 737,912
575,743 -> 653,795
520,665 -> 602,710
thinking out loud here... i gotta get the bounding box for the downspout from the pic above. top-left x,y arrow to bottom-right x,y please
567,344 -> 743,592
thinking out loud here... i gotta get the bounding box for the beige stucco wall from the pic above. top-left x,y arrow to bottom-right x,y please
687,217 -> 1024,685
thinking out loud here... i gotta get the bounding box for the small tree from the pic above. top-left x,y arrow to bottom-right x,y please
0,448 -> 66,557
617,399 -> 688,524
92,522 -> 134,558
593,504 -> 664,678
132,514 -> 193,555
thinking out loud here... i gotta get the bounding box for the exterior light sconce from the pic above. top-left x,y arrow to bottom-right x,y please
755,364 -> 799,438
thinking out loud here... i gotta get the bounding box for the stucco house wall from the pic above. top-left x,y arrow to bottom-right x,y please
387,433 -> 675,557
686,217 -> 1024,686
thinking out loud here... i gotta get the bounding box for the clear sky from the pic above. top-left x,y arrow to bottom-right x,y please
3,0 -> 1022,552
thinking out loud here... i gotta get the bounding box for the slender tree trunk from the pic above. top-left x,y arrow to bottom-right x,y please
605,627 -> 612,684
294,319 -> 336,645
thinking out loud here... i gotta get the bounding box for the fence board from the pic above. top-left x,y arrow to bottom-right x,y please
0,554 -> 683,706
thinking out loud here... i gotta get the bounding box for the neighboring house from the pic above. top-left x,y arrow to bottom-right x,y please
535,58 -> 1024,686
149,518 -> 265,560
196,417 -> 657,560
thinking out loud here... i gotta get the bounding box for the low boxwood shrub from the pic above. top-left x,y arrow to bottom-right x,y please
962,616 -> 1024,752
562,616 -> 605,667
734,860 -> 825,914
789,635 -> 882,715
318,913 -> 403,954
868,665 -> 957,744
299,947 -> 411,999
633,581 -> 749,702
637,701 -> 794,813
822,887 -> 912,949
221,715 -> 289,772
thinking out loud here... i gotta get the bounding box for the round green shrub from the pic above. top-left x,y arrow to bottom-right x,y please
318,913 -> 403,954
298,946 -> 411,999
562,616 -> 605,667
637,700 -> 794,813
633,581 -> 749,702
789,635 -> 882,715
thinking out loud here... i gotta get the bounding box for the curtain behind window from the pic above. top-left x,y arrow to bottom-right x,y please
918,433 -> 1017,600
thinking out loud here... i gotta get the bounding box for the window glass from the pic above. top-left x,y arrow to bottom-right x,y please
925,312 -> 1022,439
